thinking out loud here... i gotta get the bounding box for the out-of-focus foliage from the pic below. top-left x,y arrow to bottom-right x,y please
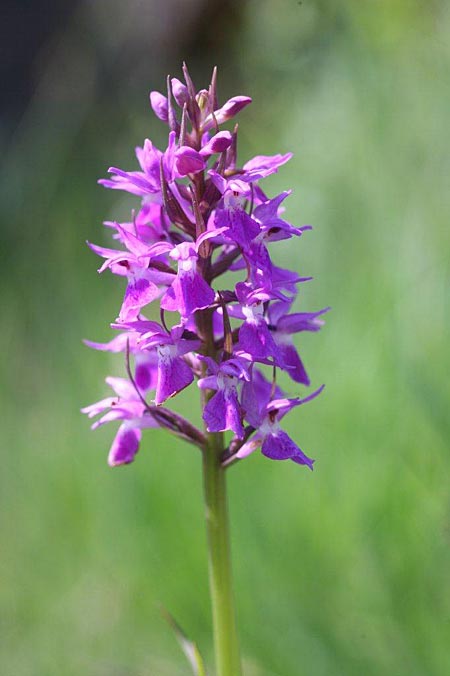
1,1 -> 449,674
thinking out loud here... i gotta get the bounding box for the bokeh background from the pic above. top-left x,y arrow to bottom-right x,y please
1,1 -> 449,674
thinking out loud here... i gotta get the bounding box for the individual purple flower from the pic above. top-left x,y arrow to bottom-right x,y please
198,357 -> 250,438
87,224 -> 175,322
237,386 -> 324,467
234,282 -> 283,364
81,377 -> 157,466
211,175 -> 260,249
253,191 -> 312,242
126,322 -> 201,405
157,232 -> 224,320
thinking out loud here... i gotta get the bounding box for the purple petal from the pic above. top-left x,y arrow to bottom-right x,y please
203,96 -> 252,130
239,320 -> 280,362
242,153 -> 293,181
83,332 -> 135,353
215,208 -> 260,249
200,131 -> 233,156
277,308 -> 330,334
99,168 -> 157,197
261,430 -> 314,468
171,77 -> 189,106
253,191 -> 291,221
161,273 -> 215,318
174,146 -> 206,176
135,357 -> 158,392
104,376 -> 137,399
268,385 -> 325,421
277,343 -> 310,385
155,354 -> 193,405
119,277 -> 160,322
203,388 -> 244,437
236,434 -> 262,459
81,397 -> 117,418
108,425 -> 141,467
149,91 -> 168,121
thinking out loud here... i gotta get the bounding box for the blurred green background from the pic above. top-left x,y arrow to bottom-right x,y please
1,1 -> 449,674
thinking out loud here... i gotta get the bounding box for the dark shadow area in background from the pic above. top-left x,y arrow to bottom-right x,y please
1,0 -> 243,128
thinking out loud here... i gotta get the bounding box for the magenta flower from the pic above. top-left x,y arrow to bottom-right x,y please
237,386 -> 325,467
81,377 -> 157,466
160,241 -> 216,319
198,357 -> 250,438
84,64 -> 327,470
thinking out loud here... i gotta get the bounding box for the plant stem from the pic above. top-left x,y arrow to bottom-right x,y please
194,178 -> 242,673
202,429 -> 242,676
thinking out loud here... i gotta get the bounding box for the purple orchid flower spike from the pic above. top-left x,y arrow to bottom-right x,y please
198,357 -> 250,438
87,65 -> 327,471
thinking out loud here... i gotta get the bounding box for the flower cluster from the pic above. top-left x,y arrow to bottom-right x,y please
83,65 -> 327,468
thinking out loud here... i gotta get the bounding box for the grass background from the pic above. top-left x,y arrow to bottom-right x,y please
1,1 -> 449,674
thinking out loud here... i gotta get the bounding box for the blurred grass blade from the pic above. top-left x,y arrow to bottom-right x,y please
160,606 -> 207,676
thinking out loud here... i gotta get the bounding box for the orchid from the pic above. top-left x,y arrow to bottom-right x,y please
82,65 -> 327,676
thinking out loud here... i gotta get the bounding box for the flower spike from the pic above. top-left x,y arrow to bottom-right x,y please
85,64 -> 327,470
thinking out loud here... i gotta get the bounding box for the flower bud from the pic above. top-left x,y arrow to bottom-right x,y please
202,96 -> 252,131
174,146 -> 206,176
200,131 -> 233,157
149,91 -> 168,121
196,89 -> 210,113
171,78 -> 189,107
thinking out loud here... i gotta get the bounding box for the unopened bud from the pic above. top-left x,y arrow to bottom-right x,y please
175,146 -> 206,176
200,131 -> 233,157
149,91 -> 168,122
171,78 -> 189,107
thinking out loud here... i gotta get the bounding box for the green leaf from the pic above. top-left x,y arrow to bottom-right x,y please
160,605 -> 208,676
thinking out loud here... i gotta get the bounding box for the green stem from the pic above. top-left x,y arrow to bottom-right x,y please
202,430 -> 242,676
